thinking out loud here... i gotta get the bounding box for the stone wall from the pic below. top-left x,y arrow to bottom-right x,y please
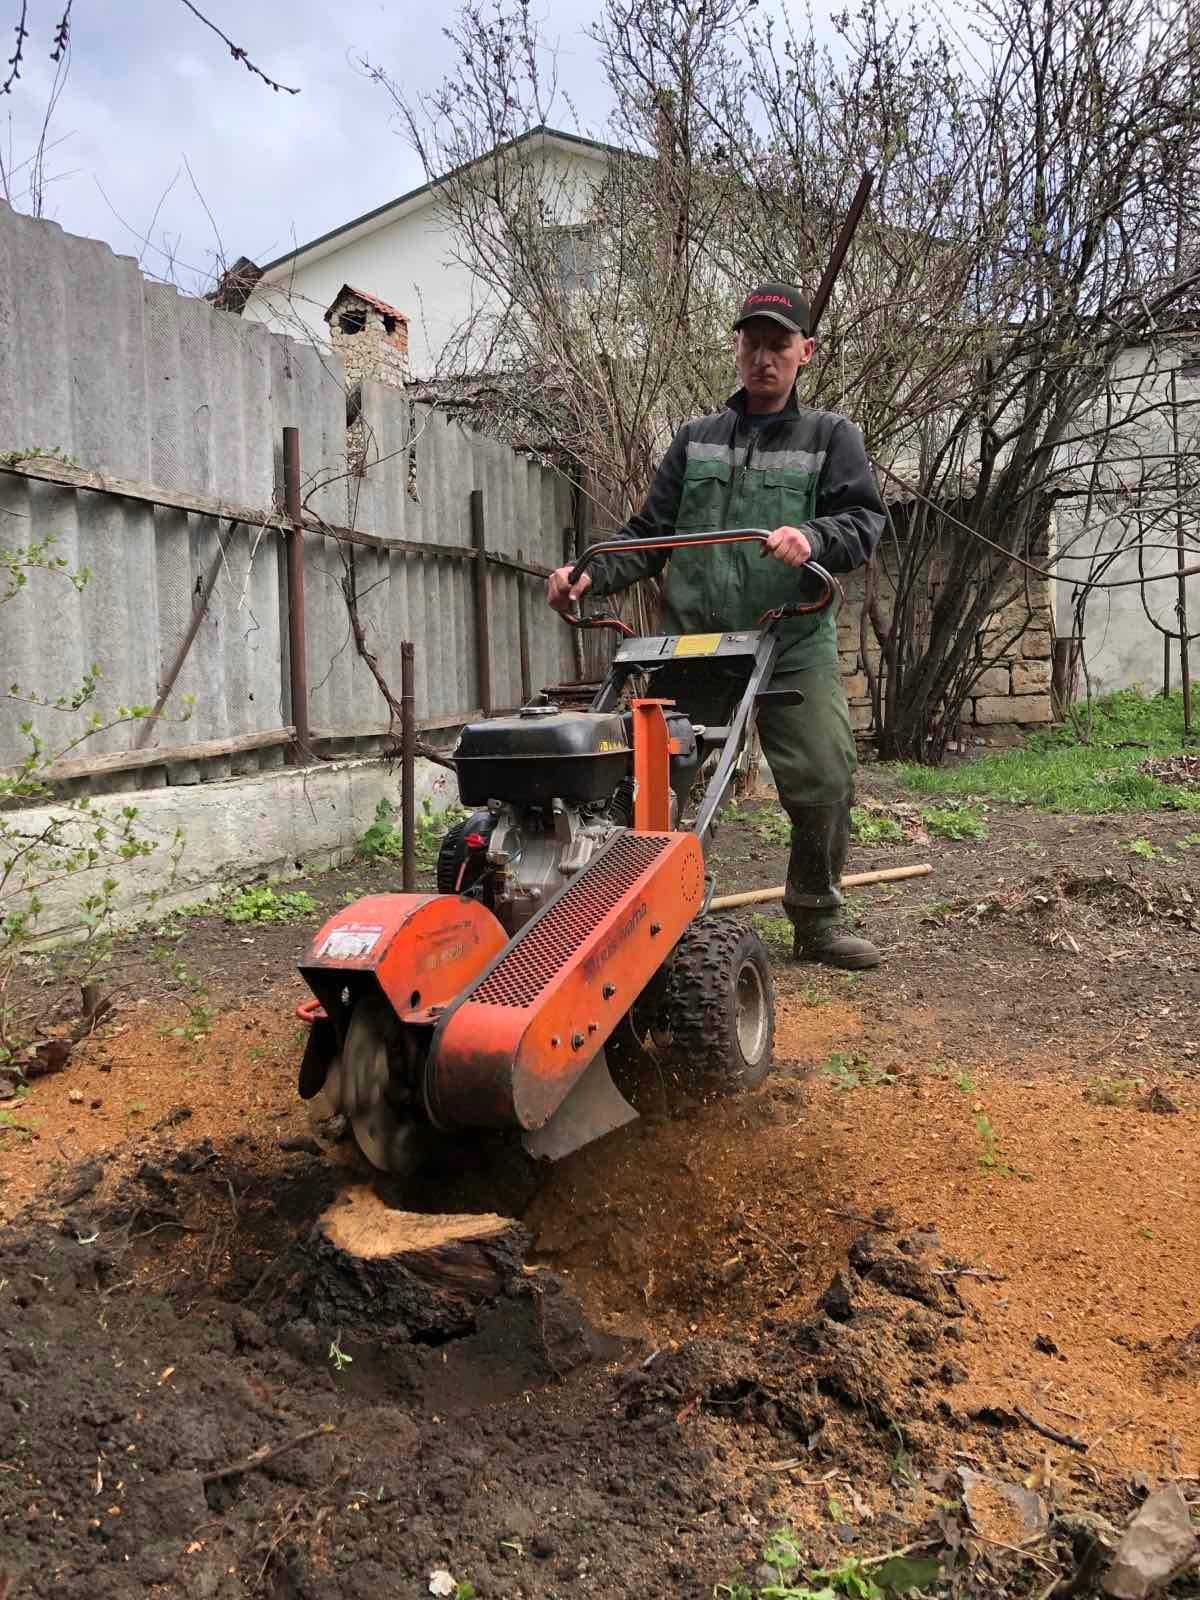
835,531 -> 1055,743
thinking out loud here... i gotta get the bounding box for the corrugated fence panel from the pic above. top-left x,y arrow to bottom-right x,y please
1,202 -> 587,772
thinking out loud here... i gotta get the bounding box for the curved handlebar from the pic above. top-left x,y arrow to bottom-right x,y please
564,528 -> 841,629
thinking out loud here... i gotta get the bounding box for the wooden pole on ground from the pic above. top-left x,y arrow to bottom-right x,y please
710,862 -> 931,912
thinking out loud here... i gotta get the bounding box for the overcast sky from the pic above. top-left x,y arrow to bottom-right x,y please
1,0 -> 610,288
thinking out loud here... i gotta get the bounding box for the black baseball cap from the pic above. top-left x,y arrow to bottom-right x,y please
732,282 -> 811,336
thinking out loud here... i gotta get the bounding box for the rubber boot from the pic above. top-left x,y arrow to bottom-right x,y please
783,799 -> 881,970
791,909 -> 881,970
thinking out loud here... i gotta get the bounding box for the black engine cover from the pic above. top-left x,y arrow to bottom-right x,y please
454,709 -> 631,806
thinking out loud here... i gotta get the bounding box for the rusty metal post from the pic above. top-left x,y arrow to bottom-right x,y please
401,640 -> 416,893
282,427 -> 311,759
517,547 -> 532,705
1170,367 -> 1192,735
469,489 -> 493,716
564,523 -> 586,680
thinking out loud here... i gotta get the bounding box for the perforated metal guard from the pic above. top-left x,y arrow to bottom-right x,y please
472,834 -> 672,1008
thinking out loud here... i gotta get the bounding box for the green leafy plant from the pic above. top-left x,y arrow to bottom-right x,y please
716,1527 -> 939,1600
851,808 -> 905,845
0,1109 -> 37,1140
796,981 -> 831,1008
923,900 -> 955,922
223,885 -> 319,924
954,1071 -> 976,1093
753,913 -> 794,954
975,1112 -> 1011,1175
822,1052 -> 896,1090
751,808 -> 793,847
357,796 -> 404,860
358,796 -> 468,870
1176,832 -> 1200,849
919,803 -> 988,841
153,954 -> 214,1042
1123,836 -> 1162,860
328,1332 -> 353,1372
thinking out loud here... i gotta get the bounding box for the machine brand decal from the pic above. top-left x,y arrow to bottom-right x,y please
418,943 -> 466,972
318,924 -> 384,960
582,900 -> 648,981
674,633 -> 723,657
596,740 -> 627,753
416,918 -> 475,944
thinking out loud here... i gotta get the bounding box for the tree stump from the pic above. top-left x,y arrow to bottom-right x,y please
296,1186 -> 533,1341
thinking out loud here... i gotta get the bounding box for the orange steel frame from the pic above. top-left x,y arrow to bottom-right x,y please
630,698 -> 684,831
427,830 -> 704,1132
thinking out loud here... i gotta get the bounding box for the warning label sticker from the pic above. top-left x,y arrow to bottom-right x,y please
318,925 -> 384,960
673,633 -> 723,657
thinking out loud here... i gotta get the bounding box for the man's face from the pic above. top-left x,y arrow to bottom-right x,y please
734,319 -> 814,409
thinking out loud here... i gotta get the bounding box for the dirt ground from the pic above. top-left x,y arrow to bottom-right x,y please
2,774 -> 1200,1598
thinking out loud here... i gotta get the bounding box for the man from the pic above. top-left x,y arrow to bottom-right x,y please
546,282 -> 886,969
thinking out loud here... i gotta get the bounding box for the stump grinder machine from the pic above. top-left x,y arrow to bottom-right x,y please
296,530 -> 838,1171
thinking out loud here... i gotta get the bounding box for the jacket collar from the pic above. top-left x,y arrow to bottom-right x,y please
725,383 -> 802,419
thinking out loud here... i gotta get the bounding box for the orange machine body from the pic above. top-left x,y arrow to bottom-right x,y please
299,699 -> 706,1136
426,828 -> 705,1133
300,894 -> 508,1025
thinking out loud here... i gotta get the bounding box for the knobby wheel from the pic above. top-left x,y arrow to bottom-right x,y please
656,917 -> 776,1090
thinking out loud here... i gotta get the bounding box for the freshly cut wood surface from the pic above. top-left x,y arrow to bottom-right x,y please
316,1186 -> 516,1261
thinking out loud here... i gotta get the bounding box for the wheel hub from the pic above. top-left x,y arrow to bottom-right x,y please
735,957 -> 769,1064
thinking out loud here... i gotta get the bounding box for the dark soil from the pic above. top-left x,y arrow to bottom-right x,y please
1,1151 -> 1146,1600
4,774 -> 1200,1597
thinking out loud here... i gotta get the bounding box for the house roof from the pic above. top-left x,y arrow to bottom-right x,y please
258,126 -> 622,279
324,284 -> 409,325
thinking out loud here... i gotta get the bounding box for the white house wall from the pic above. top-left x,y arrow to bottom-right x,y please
243,202 -> 491,376
244,144 -> 611,376
1054,342 -> 1200,695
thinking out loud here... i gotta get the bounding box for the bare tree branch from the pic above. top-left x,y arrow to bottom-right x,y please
176,0 -> 300,95
1,0 -> 28,95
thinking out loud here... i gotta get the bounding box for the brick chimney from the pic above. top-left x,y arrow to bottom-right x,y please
324,284 -> 410,387
324,285 -> 410,478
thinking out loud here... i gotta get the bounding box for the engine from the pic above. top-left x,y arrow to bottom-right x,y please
442,704 -> 699,933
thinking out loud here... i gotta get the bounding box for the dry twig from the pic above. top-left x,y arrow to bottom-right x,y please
202,1423 -> 335,1487
1015,1406 -> 1089,1453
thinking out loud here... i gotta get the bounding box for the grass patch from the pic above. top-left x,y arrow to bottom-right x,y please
895,689 -> 1200,813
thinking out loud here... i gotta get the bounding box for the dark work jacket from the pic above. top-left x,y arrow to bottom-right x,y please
588,386 -> 886,671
